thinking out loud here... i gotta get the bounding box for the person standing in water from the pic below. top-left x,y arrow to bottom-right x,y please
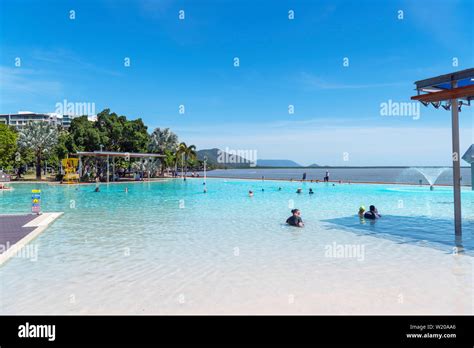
286,209 -> 304,227
324,171 -> 330,182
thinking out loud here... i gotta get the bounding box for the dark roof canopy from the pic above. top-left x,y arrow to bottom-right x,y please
73,151 -> 164,158
412,68 -> 474,102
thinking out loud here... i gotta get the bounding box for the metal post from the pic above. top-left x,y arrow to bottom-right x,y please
78,156 -> 83,177
471,163 -> 474,191
451,81 -> 462,236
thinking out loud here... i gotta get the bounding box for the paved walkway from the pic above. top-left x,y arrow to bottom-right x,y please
0,214 -> 38,253
0,213 -> 63,265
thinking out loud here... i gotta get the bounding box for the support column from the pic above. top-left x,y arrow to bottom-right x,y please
451,81 -> 462,237
78,156 -> 83,177
471,163 -> 473,191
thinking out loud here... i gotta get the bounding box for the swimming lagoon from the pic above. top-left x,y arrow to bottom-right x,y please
0,179 -> 472,314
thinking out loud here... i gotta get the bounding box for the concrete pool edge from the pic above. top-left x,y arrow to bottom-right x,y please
0,212 -> 63,267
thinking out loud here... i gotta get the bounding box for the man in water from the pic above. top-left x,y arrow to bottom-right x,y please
248,190 -> 254,197
286,209 -> 304,227
364,205 -> 381,220
309,188 -> 314,194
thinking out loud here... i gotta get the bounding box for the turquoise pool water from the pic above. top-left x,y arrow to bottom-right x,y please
0,179 -> 473,314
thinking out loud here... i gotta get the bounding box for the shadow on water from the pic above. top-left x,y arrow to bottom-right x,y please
321,215 -> 474,255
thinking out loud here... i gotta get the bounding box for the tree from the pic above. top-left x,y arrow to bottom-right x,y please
18,122 -> 58,179
0,124 -> 18,169
68,116 -> 102,152
120,118 -> 149,153
149,128 -> 179,175
162,149 -> 176,175
148,128 -> 179,153
176,142 -> 196,176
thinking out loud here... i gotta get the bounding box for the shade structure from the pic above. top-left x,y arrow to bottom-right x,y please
411,68 -> 474,237
72,151 -> 165,183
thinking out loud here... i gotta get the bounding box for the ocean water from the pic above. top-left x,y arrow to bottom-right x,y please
0,179 -> 473,314
201,167 -> 472,186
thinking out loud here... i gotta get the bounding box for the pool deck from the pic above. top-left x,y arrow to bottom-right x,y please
0,212 -> 63,266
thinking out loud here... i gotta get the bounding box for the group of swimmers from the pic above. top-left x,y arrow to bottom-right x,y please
357,205 -> 382,220
286,204 -> 382,228
249,187 -> 317,196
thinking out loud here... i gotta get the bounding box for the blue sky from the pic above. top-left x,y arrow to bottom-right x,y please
0,0 -> 472,165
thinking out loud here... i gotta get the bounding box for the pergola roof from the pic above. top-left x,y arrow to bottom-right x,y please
73,151 -> 164,158
411,68 -> 474,103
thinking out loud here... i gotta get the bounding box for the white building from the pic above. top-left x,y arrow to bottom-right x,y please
0,111 -> 96,128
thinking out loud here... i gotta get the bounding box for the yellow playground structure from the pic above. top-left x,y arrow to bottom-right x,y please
62,158 -> 80,184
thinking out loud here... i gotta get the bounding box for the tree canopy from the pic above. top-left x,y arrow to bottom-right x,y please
0,124 -> 18,169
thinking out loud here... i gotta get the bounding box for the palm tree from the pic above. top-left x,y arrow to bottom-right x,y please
148,128 -> 178,153
163,149 -> 176,175
176,142 -> 196,176
18,122 -> 58,180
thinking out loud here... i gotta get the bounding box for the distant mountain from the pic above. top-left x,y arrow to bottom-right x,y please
256,159 -> 302,167
196,150 -> 304,168
197,148 -> 253,168
307,163 -> 320,167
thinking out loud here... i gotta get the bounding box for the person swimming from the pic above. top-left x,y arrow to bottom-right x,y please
358,206 -> 365,218
309,188 -> 314,194
94,187 -> 100,192
261,188 -> 264,192
248,190 -> 254,197
296,188 -> 302,194
286,209 -> 304,227
278,187 -> 282,191
364,205 -> 381,220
